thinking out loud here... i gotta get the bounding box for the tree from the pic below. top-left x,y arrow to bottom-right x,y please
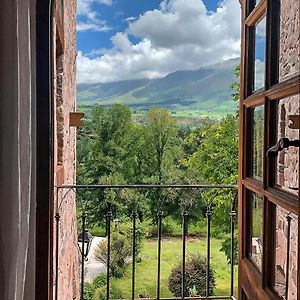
144,108 -> 177,183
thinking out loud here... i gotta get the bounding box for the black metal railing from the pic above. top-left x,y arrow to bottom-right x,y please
55,184 -> 238,300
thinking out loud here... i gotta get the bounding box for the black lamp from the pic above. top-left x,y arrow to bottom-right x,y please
78,229 -> 93,259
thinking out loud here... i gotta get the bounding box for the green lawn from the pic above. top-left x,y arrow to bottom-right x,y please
110,237 -> 238,298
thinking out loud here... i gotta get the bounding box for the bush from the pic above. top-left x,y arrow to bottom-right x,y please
147,217 -> 181,237
92,273 -> 107,289
168,253 -> 216,297
94,284 -> 123,300
96,233 -> 130,278
83,282 -> 96,300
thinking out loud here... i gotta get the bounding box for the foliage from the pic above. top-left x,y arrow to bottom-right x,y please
229,64 -> 240,103
96,233 -> 131,278
220,233 -> 238,265
147,216 -> 181,237
168,253 -> 216,297
126,223 -> 145,262
83,282 -> 96,300
92,273 -> 107,289
186,115 -> 238,184
94,284 -> 123,300
77,69 -> 240,262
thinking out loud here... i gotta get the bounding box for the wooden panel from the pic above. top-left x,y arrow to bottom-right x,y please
244,75 -> 300,104
241,259 -> 282,300
238,1 -> 248,298
243,178 -> 298,214
245,0 -> 266,26
239,0 -> 299,298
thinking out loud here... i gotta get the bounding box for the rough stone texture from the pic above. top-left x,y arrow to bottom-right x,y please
274,1 -> 299,299
279,0 -> 300,82
277,94 -> 299,193
53,0 -> 79,299
275,208 -> 298,300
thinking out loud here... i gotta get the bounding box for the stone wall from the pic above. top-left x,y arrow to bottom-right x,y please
275,208 -> 298,299
274,1 -> 299,299
279,0 -> 300,82
53,0 -> 79,299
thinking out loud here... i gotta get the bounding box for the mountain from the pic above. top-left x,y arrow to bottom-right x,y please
77,58 -> 239,120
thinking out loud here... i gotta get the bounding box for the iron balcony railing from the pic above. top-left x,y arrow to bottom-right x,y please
55,184 -> 238,300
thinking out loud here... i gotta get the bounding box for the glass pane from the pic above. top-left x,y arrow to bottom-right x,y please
279,0 -> 300,82
251,105 -> 264,180
250,193 -> 263,271
275,94 -> 299,195
253,16 -> 266,91
274,206 -> 298,300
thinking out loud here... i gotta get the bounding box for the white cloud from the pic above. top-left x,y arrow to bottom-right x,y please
124,16 -> 137,23
77,0 -> 241,83
77,0 -> 113,32
254,59 -> 265,90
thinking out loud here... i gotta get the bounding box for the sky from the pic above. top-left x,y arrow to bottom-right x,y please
76,0 -> 243,84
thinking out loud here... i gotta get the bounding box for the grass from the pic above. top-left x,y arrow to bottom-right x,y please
110,237 -> 238,298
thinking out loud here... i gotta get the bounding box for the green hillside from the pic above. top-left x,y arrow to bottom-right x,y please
77,58 -> 239,120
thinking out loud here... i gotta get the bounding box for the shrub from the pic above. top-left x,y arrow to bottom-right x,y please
92,273 -> 107,289
147,217 -> 181,237
168,253 -> 216,297
96,233 -> 130,278
83,282 -> 95,300
94,284 -> 123,300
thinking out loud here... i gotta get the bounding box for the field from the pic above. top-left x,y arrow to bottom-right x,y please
110,237 -> 238,298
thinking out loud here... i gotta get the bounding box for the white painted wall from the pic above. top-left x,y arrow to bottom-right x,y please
0,0 -> 36,299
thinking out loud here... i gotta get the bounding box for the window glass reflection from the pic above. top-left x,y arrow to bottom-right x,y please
253,16 -> 266,91
250,193 -> 263,271
251,105 -> 264,180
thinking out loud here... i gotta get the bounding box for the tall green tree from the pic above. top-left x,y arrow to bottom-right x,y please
144,108 -> 178,183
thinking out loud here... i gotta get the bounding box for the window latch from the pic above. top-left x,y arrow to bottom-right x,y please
266,138 -> 300,158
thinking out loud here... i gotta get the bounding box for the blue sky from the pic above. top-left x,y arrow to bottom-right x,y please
77,0 -> 222,54
76,0 -> 242,83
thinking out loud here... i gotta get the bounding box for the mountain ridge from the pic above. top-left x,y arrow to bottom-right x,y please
77,58 -> 240,119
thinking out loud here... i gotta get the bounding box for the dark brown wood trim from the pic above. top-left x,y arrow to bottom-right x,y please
244,95 -> 265,107
241,258 -> 282,300
238,0 -> 249,299
243,177 -> 264,195
265,0 -> 279,89
238,1 -> 247,298
243,179 -> 298,215
245,0 -> 266,27
267,75 -> 300,100
239,0 -> 299,298
265,187 -> 298,215
35,0 -> 52,299
244,75 -> 300,103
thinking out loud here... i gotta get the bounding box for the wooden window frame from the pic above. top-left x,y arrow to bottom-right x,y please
239,0 -> 300,299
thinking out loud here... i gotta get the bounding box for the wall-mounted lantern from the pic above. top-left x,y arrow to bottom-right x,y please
78,229 -> 93,259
